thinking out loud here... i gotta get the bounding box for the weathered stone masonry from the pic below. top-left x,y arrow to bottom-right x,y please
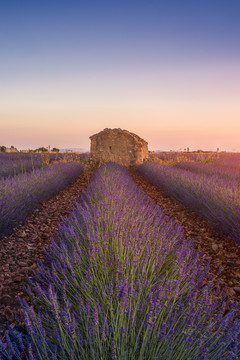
90,128 -> 148,167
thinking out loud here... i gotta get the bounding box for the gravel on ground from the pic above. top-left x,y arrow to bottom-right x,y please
129,170 -> 240,305
0,170 -> 94,335
1,167 -> 240,336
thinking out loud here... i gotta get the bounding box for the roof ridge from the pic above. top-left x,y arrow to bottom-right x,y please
90,128 -> 147,145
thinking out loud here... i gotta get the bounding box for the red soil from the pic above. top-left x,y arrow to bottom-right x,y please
1,168 -> 239,335
129,170 -> 240,303
0,171 -> 94,335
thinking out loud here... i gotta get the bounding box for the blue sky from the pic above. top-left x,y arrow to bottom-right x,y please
1,0 -> 240,151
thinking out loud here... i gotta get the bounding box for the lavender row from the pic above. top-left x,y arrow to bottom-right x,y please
149,151 -> 221,164
0,162 -> 84,237
137,162 -> 240,244
1,162 -> 239,359
173,161 -> 240,182
213,153 -> 240,168
0,153 -> 67,179
150,152 -> 240,171
0,153 -> 88,179
0,153 -> 45,179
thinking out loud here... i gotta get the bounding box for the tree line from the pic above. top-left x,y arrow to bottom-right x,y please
0,146 -> 60,153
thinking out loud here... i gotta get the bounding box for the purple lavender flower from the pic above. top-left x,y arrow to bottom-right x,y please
1,162 -> 240,359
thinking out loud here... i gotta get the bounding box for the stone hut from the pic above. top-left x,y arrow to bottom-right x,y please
90,128 -> 148,167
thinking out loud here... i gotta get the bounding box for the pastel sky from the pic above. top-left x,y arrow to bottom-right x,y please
0,0 -> 239,151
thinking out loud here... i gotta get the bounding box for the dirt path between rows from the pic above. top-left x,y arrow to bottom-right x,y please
129,170 -> 240,305
0,170 -> 94,335
1,167 -> 240,337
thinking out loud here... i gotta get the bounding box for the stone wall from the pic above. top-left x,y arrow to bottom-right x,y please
90,128 -> 148,167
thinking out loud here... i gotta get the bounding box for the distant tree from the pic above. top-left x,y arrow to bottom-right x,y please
10,145 -> 18,152
52,147 -> 59,153
34,147 -> 48,153
0,146 -> 6,152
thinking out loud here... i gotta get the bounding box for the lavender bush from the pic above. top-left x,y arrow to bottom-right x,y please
0,152 -> 87,179
149,152 -> 240,170
1,162 -> 239,359
0,162 -> 84,237
173,161 -> 240,182
137,162 -> 240,245
212,153 -> 240,168
0,153 -> 45,179
149,152 -> 220,164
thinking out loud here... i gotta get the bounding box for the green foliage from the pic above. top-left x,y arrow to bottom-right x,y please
34,147 -> 48,153
0,145 -> 6,152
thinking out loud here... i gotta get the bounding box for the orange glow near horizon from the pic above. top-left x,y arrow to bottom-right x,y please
1,103 -> 240,152
1,48 -> 239,152
1,1 -> 239,151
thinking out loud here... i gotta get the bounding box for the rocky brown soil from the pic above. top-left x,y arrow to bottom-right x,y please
1,167 -> 240,337
0,170 -> 94,335
129,170 -> 240,303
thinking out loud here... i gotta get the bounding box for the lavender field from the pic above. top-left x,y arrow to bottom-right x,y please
137,158 -> 240,245
0,153 -> 89,179
0,153 -> 45,179
1,162 -> 239,359
173,161 -> 240,182
149,152 -> 240,167
0,162 -> 84,237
